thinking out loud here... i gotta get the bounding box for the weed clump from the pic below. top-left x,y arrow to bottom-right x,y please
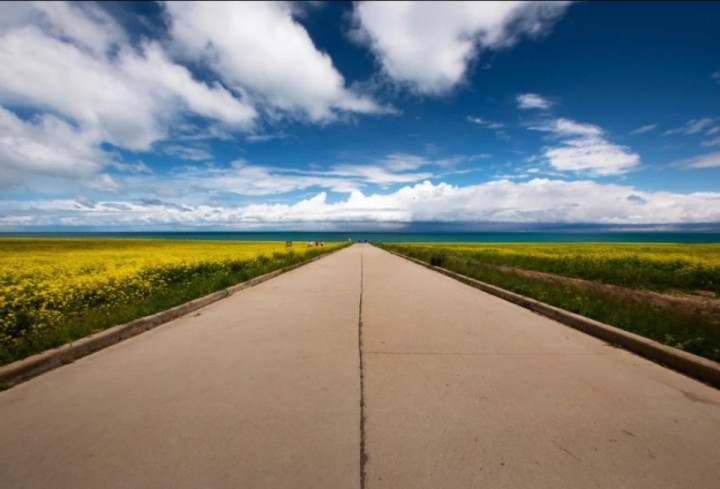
429,251 -> 447,267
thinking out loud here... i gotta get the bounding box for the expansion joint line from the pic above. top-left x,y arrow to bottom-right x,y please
358,249 -> 368,489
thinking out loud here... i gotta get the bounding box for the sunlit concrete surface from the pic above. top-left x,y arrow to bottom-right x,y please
1,244 -> 719,488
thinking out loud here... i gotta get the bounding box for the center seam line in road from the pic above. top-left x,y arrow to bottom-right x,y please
358,248 -> 368,489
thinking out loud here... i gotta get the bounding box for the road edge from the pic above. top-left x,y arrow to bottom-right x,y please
0,246 -> 346,390
382,247 -> 720,389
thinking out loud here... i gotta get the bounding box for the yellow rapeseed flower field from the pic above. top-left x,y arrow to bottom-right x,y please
399,242 -> 720,266
0,238 -> 341,360
384,242 -> 720,292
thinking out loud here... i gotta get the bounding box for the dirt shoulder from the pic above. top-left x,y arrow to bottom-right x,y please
474,262 -> 720,321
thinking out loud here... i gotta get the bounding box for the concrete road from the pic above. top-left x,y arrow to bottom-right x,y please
1,244 -> 719,488
0,245 -> 363,489
360,245 -> 720,488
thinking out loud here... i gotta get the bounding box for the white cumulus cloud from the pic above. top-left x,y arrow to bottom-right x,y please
531,118 -> 640,176
516,93 -> 552,110
630,123 -> 658,135
0,25 -> 162,150
0,1 -> 126,56
111,152 -> 446,202
0,1 -> 394,193
0,106 -> 106,188
165,1 -> 386,122
119,42 -> 257,128
352,1 -> 571,94
664,117 -> 715,136
674,152 -> 720,169
0,2 -> 258,155
3,178 -> 719,228
467,116 -> 504,129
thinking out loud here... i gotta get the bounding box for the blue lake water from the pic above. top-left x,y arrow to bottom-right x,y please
2,231 -> 720,243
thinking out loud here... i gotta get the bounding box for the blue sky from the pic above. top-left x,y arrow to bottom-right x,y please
0,1 -> 719,231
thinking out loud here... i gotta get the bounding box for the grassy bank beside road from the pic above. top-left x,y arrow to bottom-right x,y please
381,243 -> 720,362
0,238 -> 347,365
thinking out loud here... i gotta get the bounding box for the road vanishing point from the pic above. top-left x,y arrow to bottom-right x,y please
1,244 -> 719,488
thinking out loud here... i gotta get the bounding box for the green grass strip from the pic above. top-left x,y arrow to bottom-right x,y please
385,242 -> 720,294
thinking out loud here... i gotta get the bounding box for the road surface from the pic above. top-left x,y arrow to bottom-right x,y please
1,244 -> 719,488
